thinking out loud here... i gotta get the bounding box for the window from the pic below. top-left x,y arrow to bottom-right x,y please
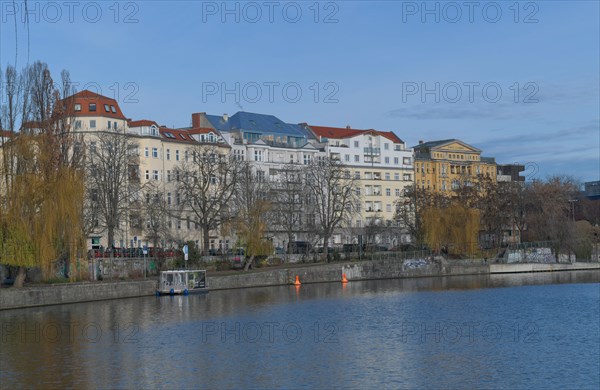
104,104 -> 110,112
394,157 -> 399,165
303,155 -> 311,165
403,173 -> 411,181
254,150 -> 263,162
167,170 -> 171,182
74,103 -> 81,111
166,149 -> 170,160
74,120 -> 81,130
114,122 -> 118,130
145,170 -> 149,180
185,150 -> 189,162
153,170 -> 159,180
90,120 -> 96,129
394,173 -> 400,181
386,204 -> 392,212
90,141 -> 96,152
354,171 -> 360,179
110,105 -> 116,113
144,147 -> 149,157
386,188 -> 391,196
385,173 -> 391,180
89,103 -> 96,112
385,157 -> 390,164
354,141 -> 359,148
354,155 -> 359,162
395,188 -> 400,197
356,220 -> 362,228
384,143 -> 389,150
152,148 -> 158,158
355,188 -> 361,196
176,193 -> 181,205
403,157 -> 411,165
345,154 -> 350,162
176,150 -> 180,161
164,132 -> 175,139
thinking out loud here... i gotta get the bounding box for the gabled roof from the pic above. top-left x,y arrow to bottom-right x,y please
205,112 -> 307,138
308,125 -> 404,144
412,139 -> 481,153
63,90 -> 127,120
128,119 -> 159,127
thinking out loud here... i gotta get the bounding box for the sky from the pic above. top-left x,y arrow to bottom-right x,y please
0,0 -> 598,182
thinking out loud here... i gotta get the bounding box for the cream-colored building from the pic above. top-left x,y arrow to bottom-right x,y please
309,125 -> 415,246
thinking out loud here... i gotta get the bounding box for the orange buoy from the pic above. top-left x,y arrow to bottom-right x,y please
294,275 -> 301,285
341,273 -> 348,283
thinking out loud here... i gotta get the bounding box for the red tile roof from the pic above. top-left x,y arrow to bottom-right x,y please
128,119 -> 159,128
0,130 -> 15,138
63,90 -> 127,120
308,125 -> 403,144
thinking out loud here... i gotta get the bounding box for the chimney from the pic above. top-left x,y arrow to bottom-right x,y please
191,113 -> 202,128
346,125 -> 351,129
223,113 -> 228,121
419,140 -> 424,144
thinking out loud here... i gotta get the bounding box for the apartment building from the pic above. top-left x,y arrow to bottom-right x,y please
308,124 -> 414,246
413,139 -> 496,193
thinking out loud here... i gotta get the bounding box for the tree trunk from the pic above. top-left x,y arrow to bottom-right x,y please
13,267 -> 26,288
244,255 -> 254,271
203,226 -> 210,256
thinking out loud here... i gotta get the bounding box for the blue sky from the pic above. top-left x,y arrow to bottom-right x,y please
1,0 -> 598,182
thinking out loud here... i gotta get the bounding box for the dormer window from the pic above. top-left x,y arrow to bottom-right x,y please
104,104 -> 110,112
89,103 -> 96,112
110,105 -> 116,113
74,103 -> 81,111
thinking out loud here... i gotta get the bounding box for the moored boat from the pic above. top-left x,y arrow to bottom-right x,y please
157,270 -> 209,295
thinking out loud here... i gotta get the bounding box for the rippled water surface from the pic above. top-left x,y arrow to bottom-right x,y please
1,271 -> 599,389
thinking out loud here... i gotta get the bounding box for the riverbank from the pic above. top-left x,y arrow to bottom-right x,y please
1,260 -> 598,310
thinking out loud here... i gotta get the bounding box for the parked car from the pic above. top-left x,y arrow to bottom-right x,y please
287,241 -> 312,254
231,248 -> 247,270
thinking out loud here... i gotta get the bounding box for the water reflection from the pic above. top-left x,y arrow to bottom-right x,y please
1,271 -> 598,389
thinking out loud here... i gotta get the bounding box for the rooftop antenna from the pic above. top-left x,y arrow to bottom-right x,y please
236,102 -> 244,111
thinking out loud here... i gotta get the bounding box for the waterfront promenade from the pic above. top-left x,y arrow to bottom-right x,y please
1,260 -> 598,310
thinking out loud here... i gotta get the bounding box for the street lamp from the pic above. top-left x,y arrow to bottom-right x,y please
568,199 -> 578,222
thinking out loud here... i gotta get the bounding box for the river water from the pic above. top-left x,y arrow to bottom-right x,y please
1,271 -> 599,389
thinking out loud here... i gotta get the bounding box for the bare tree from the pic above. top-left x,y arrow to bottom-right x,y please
270,162 -> 307,253
525,176 -> 579,258
305,158 -> 359,261
141,185 -> 171,251
85,131 -> 138,249
176,145 -> 241,255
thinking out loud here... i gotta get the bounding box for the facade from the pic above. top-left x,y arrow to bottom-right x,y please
308,124 -> 414,246
412,139 -> 497,193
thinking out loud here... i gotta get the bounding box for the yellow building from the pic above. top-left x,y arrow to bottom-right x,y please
413,139 -> 496,192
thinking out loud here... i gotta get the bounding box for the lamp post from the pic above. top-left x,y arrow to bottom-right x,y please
568,199 -> 578,222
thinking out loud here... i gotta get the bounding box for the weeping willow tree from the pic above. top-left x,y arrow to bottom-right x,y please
0,133 -> 85,286
232,163 -> 273,271
423,204 -> 480,257
0,62 -> 85,286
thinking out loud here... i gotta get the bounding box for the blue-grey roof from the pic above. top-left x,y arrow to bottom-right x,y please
205,112 -> 308,138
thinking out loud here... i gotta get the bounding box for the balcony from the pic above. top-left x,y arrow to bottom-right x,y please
363,147 -> 381,156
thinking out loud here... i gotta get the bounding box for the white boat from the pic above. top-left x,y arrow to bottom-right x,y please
157,270 -> 209,295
